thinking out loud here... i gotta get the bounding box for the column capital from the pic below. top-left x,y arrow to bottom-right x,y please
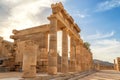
62,27 -> 69,32
47,15 -> 57,20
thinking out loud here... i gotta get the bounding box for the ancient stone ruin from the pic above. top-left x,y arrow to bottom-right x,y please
114,57 -> 120,71
0,37 -> 15,72
0,2 -> 93,78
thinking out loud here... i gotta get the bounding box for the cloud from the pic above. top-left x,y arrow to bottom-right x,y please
85,31 -> 120,62
0,0 -> 66,41
91,39 -> 120,62
77,14 -> 86,18
87,31 -> 115,40
72,10 -> 89,19
96,0 -> 120,12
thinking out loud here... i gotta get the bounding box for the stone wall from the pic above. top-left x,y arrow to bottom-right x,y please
0,37 -> 15,72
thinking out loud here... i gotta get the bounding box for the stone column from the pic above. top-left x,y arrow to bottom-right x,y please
84,48 -> 88,71
80,45 -> 83,71
89,52 -> 93,70
45,32 -> 48,52
0,37 -> 3,56
61,28 -> 68,73
22,40 -> 38,78
76,41 -> 81,72
85,50 -> 88,70
90,53 -> 93,70
48,17 -> 57,75
114,59 -> 116,70
116,57 -> 120,71
97,63 -> 100,70
38,32 -> 48,72
70,36 -> 76,72
82,47 -> 86,71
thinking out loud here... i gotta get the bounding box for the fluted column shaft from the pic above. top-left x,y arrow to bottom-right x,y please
48,17 -> 57,75
61,28 -> 68,73
70,36 -> 76,72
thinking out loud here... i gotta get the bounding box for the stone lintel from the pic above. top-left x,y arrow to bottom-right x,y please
51,2 -> 80,33
54,13 -> 81,41
12,24 -> 49,36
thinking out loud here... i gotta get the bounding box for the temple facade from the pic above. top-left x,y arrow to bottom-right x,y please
9,2 -> 93,78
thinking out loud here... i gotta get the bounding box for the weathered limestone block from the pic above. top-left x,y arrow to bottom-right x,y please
61,28 -> 68,73
22,40 -> 38,78
48,17 -> 57,75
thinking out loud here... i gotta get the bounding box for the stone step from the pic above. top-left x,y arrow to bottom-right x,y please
49,70 -> 96,80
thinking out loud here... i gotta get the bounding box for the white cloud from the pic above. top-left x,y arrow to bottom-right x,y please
77,14 -> 86,18
96,0 -> 120,12
87,31 -> 115,40
85,31 -> 119,62
91,39 -> 120,62
0,0 -> 66,41
72,11 -> 89,19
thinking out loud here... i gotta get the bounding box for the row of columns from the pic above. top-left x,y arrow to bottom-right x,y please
22,17 -> 93,78
48,17 -> 93,75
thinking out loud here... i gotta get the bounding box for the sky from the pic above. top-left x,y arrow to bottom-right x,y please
0,0 -> 120,63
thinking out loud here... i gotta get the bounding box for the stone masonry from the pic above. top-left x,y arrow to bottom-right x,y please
10,2 -> 93,77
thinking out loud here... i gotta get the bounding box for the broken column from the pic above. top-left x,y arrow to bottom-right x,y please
48,16 -> 57,75
22,40 -> 38,78
61,28 -> 68,73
